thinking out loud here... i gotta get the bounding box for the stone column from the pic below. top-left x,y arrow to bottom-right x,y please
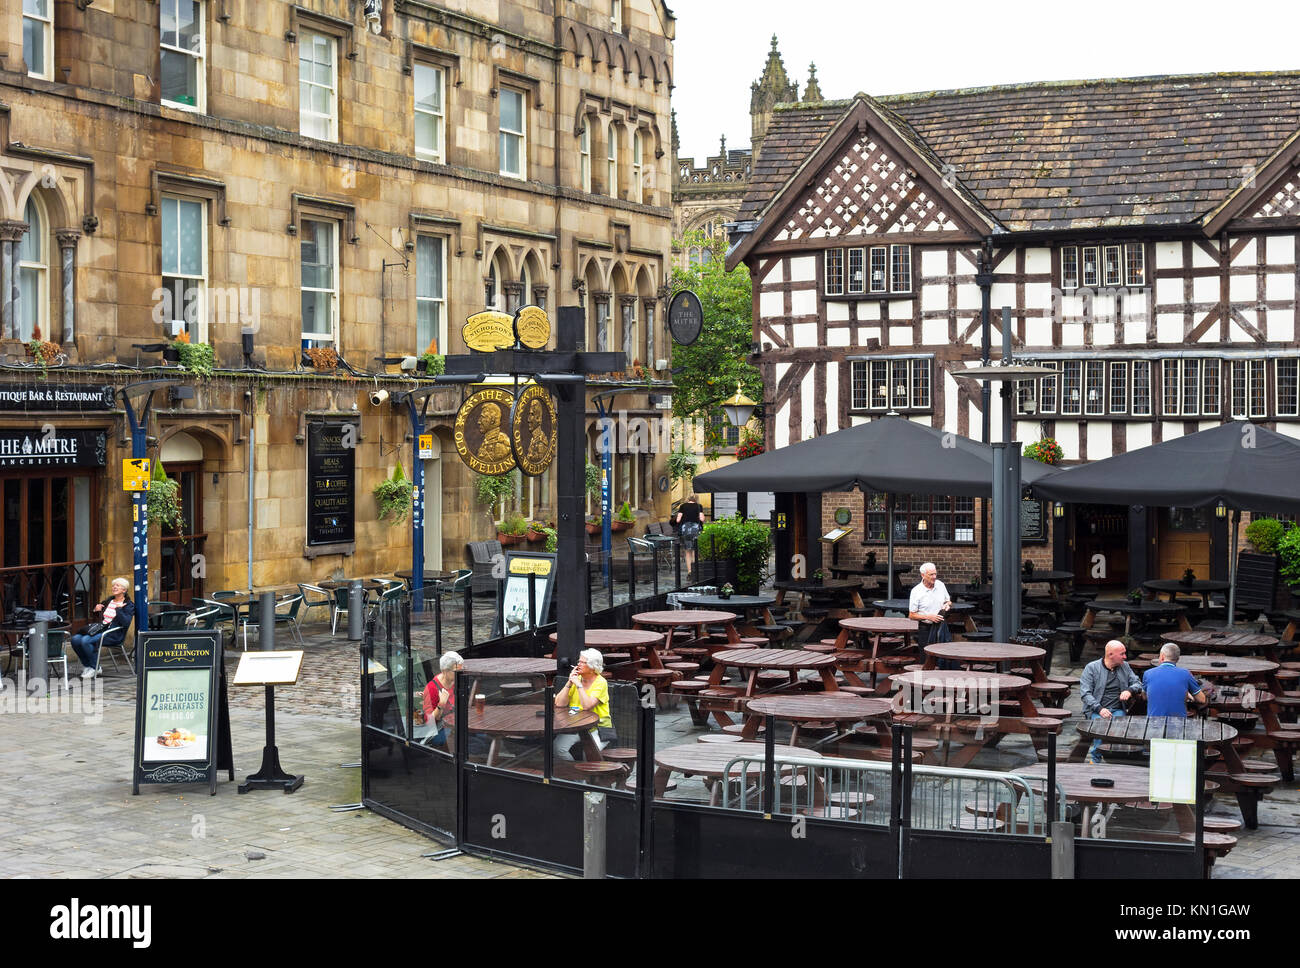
0,220 -> 27,340
592,291 -> 610,352
642,299 -> 656,368
530,284 -> 548,313
503,281 -> 524,316
56,229 -> 81,345
620,295 -> 637,365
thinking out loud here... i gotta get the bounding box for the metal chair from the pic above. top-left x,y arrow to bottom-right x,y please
152,609 -> 193,631
93,622 -> 135,676
195,597 -> 238,637
241,594 -> 305,648
297,583 -> 333,626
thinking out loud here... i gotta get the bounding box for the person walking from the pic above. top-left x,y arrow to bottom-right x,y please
674,494 -> 705,576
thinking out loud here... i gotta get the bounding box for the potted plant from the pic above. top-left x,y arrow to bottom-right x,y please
1180,568 -> 1197,588
611,501 -> 635,533
542,527 -> 558,553
497,513 -> 528,547
525,521 -> 547,543
1127,588 -> 1143,604
25,326 -> 61,373
303,345 -> 339,371
147,459 -> 183,531
812,568 -> 825,585
418,352 -> 445,377
735,427 -> 765,460
1023,437 -> 1064,465
1022,560 -> 1035,577
697,515 -> 771,593
667,447 -> 699,487
1245,517 -> 1285,555
719,582 -> 735,600
373,462 -> 414,523
173,332 -> 215,377
585,515 -> 602,536
475,470 -> 518,524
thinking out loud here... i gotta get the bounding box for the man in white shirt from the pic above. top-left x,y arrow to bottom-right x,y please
908,562 -> 952,649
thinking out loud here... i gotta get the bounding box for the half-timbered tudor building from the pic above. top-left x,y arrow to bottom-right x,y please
727,73 -> 1300,590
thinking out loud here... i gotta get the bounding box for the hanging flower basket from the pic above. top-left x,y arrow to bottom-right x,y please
1023,437 -> 1064,465
303,346 -> 339,370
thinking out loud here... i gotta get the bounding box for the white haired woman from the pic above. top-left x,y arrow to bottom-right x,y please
422,651 -> 464,747
552,648 -> 616,760
70,577 -> 135,679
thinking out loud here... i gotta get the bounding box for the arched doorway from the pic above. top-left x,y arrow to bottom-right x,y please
158,432 -> 206,605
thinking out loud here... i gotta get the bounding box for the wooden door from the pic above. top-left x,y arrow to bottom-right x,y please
159,463 -> 204,606
1157,507 -> 1211,581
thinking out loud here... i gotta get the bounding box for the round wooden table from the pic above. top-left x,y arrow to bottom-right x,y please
889,669 -> 1036,717
1070,715 -> 1238,762
1176,655 -> 1278,680
633,610 -> 741,665
677,594 -> 776,610
711,647 -> 842,694
1143,579 -> 1230,608
546,628 -> 664,665
653,741 -> 819,801
466,705 -> 598,766
1160,629 -> 1281,661
922,641 -> 1047,678
744,694 -> 894,744
1016,763 -> 1168,838
1083,599 -> 1190,635
460,657 -> 559,700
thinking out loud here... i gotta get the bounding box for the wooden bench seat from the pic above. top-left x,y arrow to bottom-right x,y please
696,733 -> 745,744
1201,816 -> 1243,833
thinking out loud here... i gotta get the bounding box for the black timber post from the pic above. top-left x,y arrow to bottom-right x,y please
554,307 -> 585,674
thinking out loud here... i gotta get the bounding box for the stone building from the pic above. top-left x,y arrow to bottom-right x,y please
0,0 -> 675,622
728,73 -> 1300,589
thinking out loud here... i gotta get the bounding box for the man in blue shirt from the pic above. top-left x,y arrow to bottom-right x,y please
1142,643 -> 1207,717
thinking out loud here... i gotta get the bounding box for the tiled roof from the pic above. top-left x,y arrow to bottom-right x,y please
738,72 -> 1300,233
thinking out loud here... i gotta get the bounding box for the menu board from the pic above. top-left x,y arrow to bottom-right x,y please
500,552 -> 556,636
1020,498 -> 1047,543
132,629 -> 231,795
307,421 -> 356,546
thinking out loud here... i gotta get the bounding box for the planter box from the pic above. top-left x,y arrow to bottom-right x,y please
694,558 -> 738,588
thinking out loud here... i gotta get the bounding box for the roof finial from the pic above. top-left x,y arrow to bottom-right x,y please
803,62 -> 823,102
720,134 -> 727,157
770,34 -> 779,53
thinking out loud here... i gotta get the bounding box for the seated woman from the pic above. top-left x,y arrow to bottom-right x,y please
70,577 -> 135,679
422,651 -> 464,748
552,648 -> 616,761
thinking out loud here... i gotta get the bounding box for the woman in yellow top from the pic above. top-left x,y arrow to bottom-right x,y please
552,648 -> 616,760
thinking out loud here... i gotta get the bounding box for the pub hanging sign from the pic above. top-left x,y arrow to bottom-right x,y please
0,428 -> 107,468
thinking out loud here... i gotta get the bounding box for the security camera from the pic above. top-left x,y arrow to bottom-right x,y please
399,356 -> 417,372
369,388 -> 390,407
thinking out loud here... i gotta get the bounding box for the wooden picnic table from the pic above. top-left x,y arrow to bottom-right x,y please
1160,629 -> 1282,662
1016,763 -> 1192,839
1082,599 -> 1191,635
872,598 -> 978,633
922,642 -> 1048,681
632,610 -> 740,666
466,704 -> 600,766
460,657 -> 559,699
546,628 -> 664,665
1279,610 -> 1300,644
742,694 -> 894,743
888,669 -> 1045,767
1176,654 -> 1280,688
773,578 -> 867,612
1021,570 -> 1074,599
831,616 -> 918,689
1143,579 -> 1230,609
653,741 -> 819,802
709,647 -> 841,696
676,594 -> 776,634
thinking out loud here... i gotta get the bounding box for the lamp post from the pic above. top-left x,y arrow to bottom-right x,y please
721,381 -> 757,519
957,308 -> 1056,642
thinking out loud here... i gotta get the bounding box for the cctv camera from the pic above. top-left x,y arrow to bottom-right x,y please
369,388 -> 390,407
399,356 -> 417,372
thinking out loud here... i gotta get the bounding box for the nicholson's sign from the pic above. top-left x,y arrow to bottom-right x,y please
0,429 -> 107,468
0,384 -> 116,410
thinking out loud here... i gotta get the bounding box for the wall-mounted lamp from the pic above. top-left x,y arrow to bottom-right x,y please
1052,502 -> 1065,519
1215,501 -> 1227,519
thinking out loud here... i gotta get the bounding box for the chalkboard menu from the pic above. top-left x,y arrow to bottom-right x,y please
132,629 -> 231,795
307,421 -> 356,546
1020,498 -> 1047,543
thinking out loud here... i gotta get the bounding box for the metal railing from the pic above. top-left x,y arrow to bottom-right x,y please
720,752 -> 1064,836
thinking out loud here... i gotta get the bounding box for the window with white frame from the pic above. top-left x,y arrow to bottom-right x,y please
416,235 -> 445,354
1125,243 -> 1145,286
824,249 -> 844,295
500,88 -> 526,179
610,0 -> 623,32
851,357 -> 931,412
1102,245 -> 1122,287
1061,242 -> 1144,289
606,123 -> 619,198
160,0 -> 204,111
1039,361 -> 1058,414
1250,360 -> 1266,418
299,31 -> 338,141
23,0 -> 52,80
1061,247 -> 1079,290
1162,359 -> 1222,417
1109,361 -> 1128,414
579,119 -> 591,192
160,196 -> 207,341
1229,360 -> 1267,418
1202,359 -> 1221,415
1080,246 -> 1099,288
300,218 -> 338,345
631,130 -> 643,203
17,196 -> 48,342
413,63 -> 445,163
1278,359 -> 1299,418
1085,360 -> 1105,415
1132,361 -> 1152,416
825,245 -> 910,295
1060,361 -> 1082,415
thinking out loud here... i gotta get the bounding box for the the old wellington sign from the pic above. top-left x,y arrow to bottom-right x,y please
510,382 -> 558,477
454,387 -> 519,475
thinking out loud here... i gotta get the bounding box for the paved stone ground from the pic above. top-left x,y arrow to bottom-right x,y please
0,645 -> 550,879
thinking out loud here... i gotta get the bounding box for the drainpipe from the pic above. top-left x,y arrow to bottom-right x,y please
975,241 -> 993,582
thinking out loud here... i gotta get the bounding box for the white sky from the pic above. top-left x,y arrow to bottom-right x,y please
671,0 -> 1300,163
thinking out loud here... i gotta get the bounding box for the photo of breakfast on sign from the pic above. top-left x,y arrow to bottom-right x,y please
156,728 -> 197,749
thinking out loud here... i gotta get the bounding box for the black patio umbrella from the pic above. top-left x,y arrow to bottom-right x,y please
1031,422 -> 1300,624
693,414 -> 1056,595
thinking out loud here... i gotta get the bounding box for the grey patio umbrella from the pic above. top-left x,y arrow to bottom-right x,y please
1032,422 -> 1300,624
693,413 -> 1056,596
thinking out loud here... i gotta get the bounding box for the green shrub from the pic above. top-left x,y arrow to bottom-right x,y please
421,352 -> 445,377
1245,517 -> 1286,555
1277,525 -> 1300,587
698,514 -> 772,594
585,462 -> 602,498
373,462 -> 413,523
147,459 -> 183,530
617,501 -> 635,523
499,513 -> 529,536
176,341 -> 215,377
475,471 -> 518,517
542,527 -> 558,553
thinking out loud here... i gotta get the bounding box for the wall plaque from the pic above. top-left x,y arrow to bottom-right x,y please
307,422 -> 356,546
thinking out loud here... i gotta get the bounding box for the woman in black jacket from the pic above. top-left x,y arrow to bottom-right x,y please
673,494 -> 705,574
70,577 -> 135,679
